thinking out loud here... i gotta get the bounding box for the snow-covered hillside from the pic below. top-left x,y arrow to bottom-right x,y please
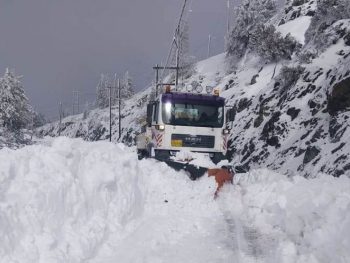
37,88 -> 150,146
0,137 -> 349,263
37,0 -> 350,178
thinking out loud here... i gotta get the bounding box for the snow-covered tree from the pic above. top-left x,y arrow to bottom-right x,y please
226,0 -> 277,59
96,71 -> 135,107
226,0 -> 300,63
96,74 -> 109,108
249,24 -> 300,62
179,21 -> 190,62
178,21 -> 196,80
304,0 -> 350,52
33,112 -> 46,128
0,68 -> 32,130
121,71 -> 134,99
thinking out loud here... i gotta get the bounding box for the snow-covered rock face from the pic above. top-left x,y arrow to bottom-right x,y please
221,50 -> 350,177
219,0 -> 350,178
37,0 -> 350,178
1,138 -> 349,262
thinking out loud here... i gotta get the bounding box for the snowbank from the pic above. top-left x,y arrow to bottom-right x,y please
221,170 -> 350,263
0,138 -> 349,262
0,138 -> 232,262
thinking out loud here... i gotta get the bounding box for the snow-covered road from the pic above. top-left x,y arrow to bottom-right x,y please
0,138 -> 349,263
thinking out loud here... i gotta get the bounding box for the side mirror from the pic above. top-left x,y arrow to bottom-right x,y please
146,104 -> 153,127
226,108 -> 236,122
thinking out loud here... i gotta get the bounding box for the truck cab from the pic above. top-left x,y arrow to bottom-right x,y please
136,90 -> 233,164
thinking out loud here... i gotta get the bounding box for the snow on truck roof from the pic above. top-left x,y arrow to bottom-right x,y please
161,92 -> 225,106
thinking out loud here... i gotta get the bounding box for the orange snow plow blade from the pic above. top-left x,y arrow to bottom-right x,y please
162,160 -> 237,198
208,167 -> 234,198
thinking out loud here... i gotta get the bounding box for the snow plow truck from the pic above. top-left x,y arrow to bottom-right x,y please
136,86 -> 236,180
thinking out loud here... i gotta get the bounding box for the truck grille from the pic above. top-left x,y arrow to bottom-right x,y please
171,134 -> 215,148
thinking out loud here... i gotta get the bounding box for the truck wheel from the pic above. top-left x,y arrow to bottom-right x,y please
137,150 -> 147,160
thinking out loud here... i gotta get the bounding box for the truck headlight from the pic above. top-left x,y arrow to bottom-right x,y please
155,124 -> 165,131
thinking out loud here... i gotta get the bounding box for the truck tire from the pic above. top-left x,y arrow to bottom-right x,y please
137,150 -> 145,160
146,143 -> 155,158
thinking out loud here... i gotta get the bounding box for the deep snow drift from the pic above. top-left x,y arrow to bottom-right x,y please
0,138 -> 349,263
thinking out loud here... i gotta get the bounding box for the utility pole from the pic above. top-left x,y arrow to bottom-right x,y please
175,0 -> 188,91
158,0 -> 188,90
175,35 -> 180,91
153,65 -> 180,94
207,34 -> 212,58
155,64 -> 159,97
118,78 -> 122,141
58,102 -> 62,136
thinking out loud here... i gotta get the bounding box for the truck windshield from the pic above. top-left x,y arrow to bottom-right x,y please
162,102 -> 224,128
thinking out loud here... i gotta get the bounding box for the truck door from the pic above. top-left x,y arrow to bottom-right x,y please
146,102 -> 159,126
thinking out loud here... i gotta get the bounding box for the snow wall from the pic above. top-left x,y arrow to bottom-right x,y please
0,137 -> 349,263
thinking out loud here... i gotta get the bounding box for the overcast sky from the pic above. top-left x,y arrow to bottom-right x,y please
0,0 -> 229,119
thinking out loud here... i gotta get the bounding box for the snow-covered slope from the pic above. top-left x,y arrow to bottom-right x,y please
0,137 -> 349,263
37,88 -> 150,145
37,1 -> 350,178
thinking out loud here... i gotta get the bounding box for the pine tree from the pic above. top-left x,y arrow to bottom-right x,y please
96,74 -> 109,108
121,71 -> 134,99
226,0 -> 277,58
178,21 -> 196,80
33,112 -> 46,128
249,24 -> 299,62
0,68 -> 32,130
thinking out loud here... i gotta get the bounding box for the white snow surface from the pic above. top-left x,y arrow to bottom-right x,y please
277,16 -> 312,44
1,138 -> 350,263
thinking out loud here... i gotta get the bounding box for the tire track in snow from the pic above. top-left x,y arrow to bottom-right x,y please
217,188 -> 278,263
